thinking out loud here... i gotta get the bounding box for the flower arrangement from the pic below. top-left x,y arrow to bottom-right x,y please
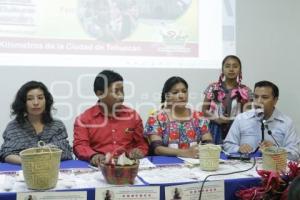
236,161 -> 300,200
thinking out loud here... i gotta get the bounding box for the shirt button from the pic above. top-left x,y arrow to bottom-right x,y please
112,129 -> 116,133
113,141 -> 116,144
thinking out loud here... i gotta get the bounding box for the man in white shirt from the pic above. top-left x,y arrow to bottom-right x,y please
223,81 -> 300,160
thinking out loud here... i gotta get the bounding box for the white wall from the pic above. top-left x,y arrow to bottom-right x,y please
1,0 -> 300,145
236,0 -> 300,128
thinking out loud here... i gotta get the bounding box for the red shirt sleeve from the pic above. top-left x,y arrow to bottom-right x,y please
73,116 -> 97,161
131,112 -> 149,156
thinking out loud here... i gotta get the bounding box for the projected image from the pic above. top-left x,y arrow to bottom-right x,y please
137,0 -> 192,20
0,0 -> 236,68
78,0 -> 139,42
77,0 -> 192,42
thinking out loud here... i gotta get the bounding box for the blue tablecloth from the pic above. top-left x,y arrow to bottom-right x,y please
0,160 -> 90,172
0,155 -> 261,200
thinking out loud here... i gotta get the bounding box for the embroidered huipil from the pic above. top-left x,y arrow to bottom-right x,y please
144,110 -> 210,150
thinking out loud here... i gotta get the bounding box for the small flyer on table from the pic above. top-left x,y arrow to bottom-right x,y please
17,191 -> 87,200
96,186 -> 160,200
165,180 -> 224,200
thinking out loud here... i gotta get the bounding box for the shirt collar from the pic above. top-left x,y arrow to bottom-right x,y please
245,109 -> 260,120
245,108 -> 284,122
92,102 -> 128,118
267,108 -> 285,123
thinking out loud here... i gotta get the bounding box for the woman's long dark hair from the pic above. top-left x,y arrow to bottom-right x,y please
161,76 -> 188,108
11,81 -> 54,124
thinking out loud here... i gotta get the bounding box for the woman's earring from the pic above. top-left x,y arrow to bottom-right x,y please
164,101 -> 168,109
237,72 -> 242,84
218,73 -> 224,83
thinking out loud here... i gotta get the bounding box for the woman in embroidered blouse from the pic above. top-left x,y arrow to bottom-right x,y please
202,55 -> 252,144
144,76 -> 212,158
0,81 -> 73,164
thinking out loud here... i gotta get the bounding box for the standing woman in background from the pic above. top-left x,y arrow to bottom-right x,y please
144,76 -> 212,158
202,55 -> 252,144
0,81 -> 73,164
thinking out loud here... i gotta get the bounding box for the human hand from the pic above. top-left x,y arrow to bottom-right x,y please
259,140 -> 274,150
179,145 -> 199,158
214,115 -> 231,124
239,144 -> 253,154
4,155 -> 22,164
128,148 -> 144,159
90,153 -> 105,167
202,133 -> 213,143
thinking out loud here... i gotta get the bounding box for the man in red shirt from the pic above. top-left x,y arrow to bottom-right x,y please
73,70 -> 149,166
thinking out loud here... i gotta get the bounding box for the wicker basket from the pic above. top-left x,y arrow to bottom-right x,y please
99,161 -> 139,185
199,144 -> 221,171
20,145 -> 62,190
262,147 -> 287,172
